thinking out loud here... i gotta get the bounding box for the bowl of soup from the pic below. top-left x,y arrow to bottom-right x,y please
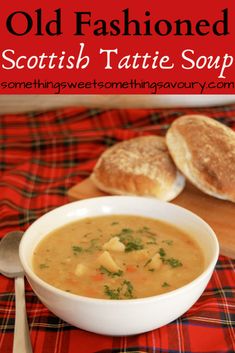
19,196 -> 219,336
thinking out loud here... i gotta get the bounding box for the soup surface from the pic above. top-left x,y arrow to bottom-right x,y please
33,215 -> 204,299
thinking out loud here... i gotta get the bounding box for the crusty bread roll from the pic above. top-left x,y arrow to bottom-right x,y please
91,136 -> 185,201
166,115 -> 235,202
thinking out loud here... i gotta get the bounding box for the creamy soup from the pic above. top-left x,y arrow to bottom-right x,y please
33,215 -> 204,299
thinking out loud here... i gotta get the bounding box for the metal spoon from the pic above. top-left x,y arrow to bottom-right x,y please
0,231 -> 33,353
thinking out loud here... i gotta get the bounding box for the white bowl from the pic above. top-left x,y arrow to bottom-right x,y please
19,196 -> 219,336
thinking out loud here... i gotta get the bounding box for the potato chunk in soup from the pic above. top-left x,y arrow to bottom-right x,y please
33,215 -> 204,299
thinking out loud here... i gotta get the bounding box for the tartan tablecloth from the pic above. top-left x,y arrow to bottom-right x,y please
0,104 -> 235,353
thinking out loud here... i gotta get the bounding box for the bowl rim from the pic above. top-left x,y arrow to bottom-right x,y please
19,195 -> 220,304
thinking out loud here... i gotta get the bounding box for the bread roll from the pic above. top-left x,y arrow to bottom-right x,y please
166,115 -> 235,202
91,136 -> 185,201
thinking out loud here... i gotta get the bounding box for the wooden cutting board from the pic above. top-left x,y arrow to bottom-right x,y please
67,178 -> 235,259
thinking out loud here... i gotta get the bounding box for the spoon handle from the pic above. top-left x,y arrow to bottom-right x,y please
13,276 -> 33,353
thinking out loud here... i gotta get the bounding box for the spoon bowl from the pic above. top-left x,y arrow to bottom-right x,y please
0,231 -> 24,277
0,231 -> 33,353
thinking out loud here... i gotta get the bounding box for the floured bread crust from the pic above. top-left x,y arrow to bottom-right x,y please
91,136 -> 185,201
166,115 -> 235,202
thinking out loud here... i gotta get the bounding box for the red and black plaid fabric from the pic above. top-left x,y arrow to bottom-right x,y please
0,105 -> 235,353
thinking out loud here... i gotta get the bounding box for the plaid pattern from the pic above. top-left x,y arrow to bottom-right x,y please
0,105 -> 235,353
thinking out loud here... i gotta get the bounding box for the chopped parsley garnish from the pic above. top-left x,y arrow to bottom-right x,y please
122,280 -> 134,299
111,222 -> 119,226
137,226 -> 150,233
39,263 -> 49,269
72,245 -> 83,254
87,238 -> 102,252
99,266 -> 123,278
137,226 -> 157,237
118,228 -> 144,252
165,257 -> 182,268
122,228 -> 133,233
104,285 -> 120,299
158,247 -> 182,268
162,282 -> 170,287
159,247 -> 166,258
144,258 -> 152,267
146,236 -> 158,245
72,238 -> 101,255
162,239 -> 173,246
125,240 -> 144,252
82,232 -> 91,238
104,280 -> 135,300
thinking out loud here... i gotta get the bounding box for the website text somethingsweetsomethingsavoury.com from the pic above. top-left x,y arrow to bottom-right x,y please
0,79 -> 233,94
